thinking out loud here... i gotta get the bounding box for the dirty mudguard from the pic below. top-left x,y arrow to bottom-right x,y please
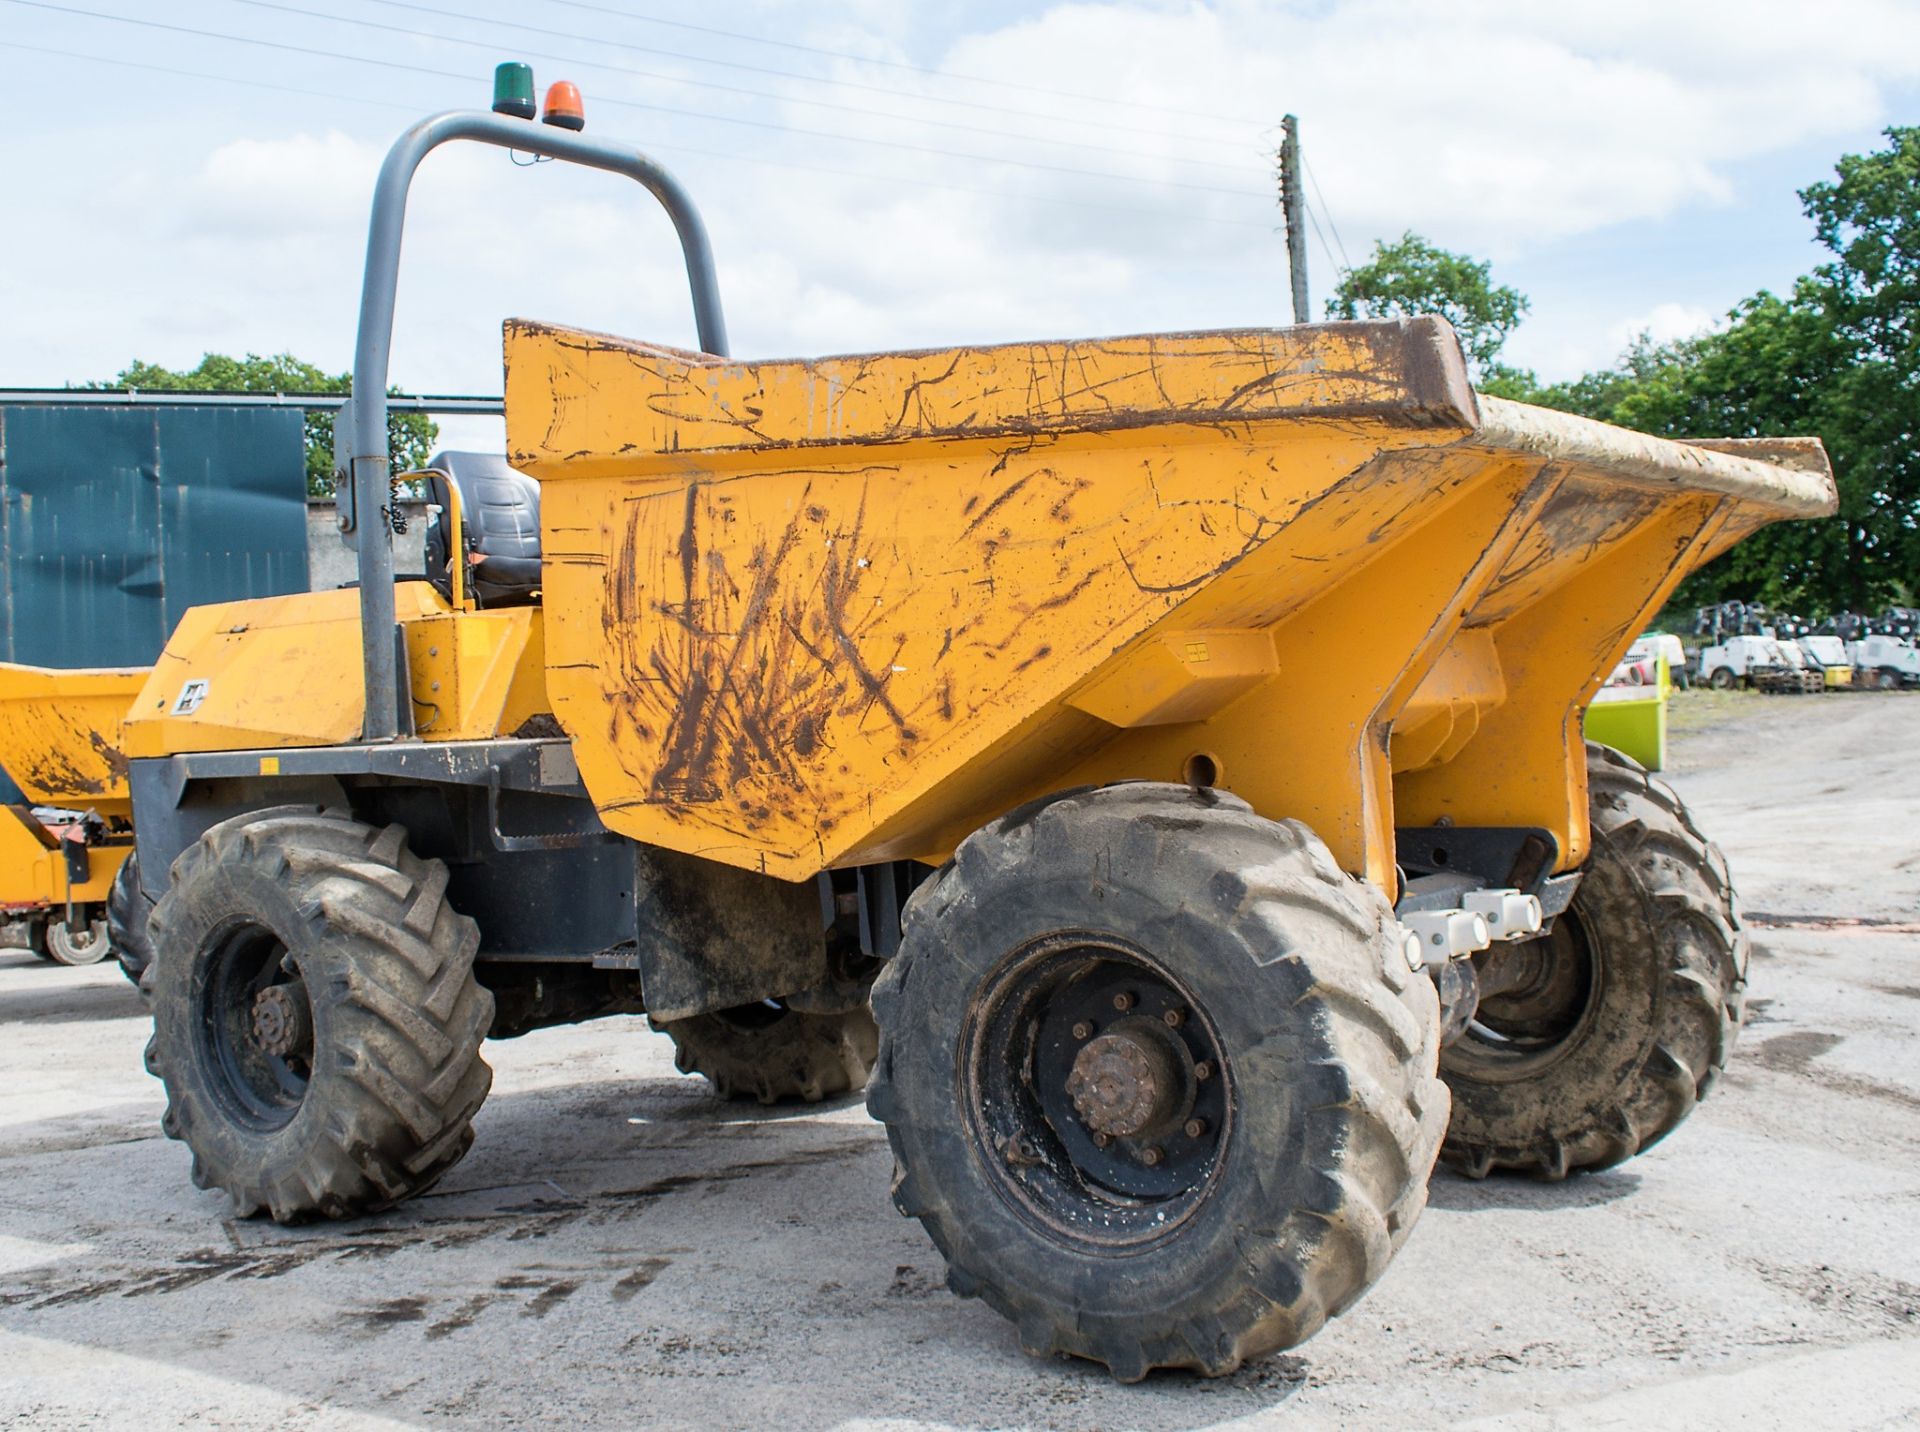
631,847 -> 832,1022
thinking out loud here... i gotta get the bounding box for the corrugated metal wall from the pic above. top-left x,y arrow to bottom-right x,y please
0,405 -> 309,667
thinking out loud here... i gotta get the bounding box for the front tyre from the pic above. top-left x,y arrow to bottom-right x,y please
146,808 -> 494,1222
1441,743 -> 1746,1179
868,784 -> 1447,1381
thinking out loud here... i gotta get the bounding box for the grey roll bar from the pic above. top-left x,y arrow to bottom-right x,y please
346,109 -> 729,741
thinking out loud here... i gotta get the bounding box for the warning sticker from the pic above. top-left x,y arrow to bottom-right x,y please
171,679 -> 210,716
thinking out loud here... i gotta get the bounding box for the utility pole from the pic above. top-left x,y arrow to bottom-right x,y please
1279,114 -> 1309,325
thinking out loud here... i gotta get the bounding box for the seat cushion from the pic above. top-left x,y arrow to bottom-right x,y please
422,451 -> 542,606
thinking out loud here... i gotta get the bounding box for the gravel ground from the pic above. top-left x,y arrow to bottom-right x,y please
2,692 -> 1917,1429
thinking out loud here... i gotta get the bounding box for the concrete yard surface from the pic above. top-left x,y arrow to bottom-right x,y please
1,693 -> 1917,1429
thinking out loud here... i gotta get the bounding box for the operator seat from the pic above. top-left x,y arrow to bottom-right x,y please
422,451 -> 543,607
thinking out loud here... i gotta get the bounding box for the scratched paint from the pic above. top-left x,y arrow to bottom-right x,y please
506,319 -> 1835,883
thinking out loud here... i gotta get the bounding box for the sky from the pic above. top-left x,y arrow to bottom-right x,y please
1,0 -> 1916,452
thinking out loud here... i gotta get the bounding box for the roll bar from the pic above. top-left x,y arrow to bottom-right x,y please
345,109 -> 729,741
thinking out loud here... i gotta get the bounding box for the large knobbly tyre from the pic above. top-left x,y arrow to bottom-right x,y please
1441,742 -> 1746,1179
145,807 -> 494,1222
108,852 -> 156,990
867,783 -> 1448,1381
653,1003 -> 878,1104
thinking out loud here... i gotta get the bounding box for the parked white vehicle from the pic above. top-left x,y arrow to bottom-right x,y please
1608,640 -> 1657,687
1796,634 -> 1855,688
1849,634 -> 1920,689
1699,634 -> 1792,689
1645,633 -> 1687,677
1608,633 -> 1686,688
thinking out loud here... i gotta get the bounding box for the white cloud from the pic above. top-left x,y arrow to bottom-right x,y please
1608,301 -> 1719,351
5,0 -> 1918,401
922,0 -> 1920,250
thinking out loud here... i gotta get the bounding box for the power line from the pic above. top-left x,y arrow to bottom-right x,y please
1302,196 -> 1343,292
0,36 -> 421,113
226,0 -> 1259,174
1302,151 -> 1351,273
363,0 -> 1257,153
545,0 -> 1270,129
6,1 -> 1271,201
0,37 -> 1281,231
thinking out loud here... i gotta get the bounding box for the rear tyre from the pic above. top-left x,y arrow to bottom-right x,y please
1707,667 -> 1736,690
1440,742 -> 1745,1179
108,853 -> 156,990
146,807 -> 494,1222
654,1003 -> 878,1103
868,784 -> 1447,1380
45,909 -> 110,965
1877,667 -> 1901,691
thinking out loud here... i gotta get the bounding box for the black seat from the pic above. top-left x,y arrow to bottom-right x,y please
422,451 -> 542,607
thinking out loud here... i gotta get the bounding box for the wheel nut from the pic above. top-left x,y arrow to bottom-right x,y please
1194,1060 -> 1213,1082
1112,992 -> 1135,1012
1141,1146 -> 1163,1167
1071,1021 -> 1093,1040
1184,1118 -> 1208,1139
1162,1007 -> 1185,1029
1092,1132 -> 1111,1149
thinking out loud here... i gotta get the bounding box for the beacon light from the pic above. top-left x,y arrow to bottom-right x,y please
542,80 -> 586,131
492,61 -> 536,120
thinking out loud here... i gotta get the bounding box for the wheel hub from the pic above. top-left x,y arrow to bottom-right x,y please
1066,1026 -> 1180,1138
250,984 -> 313,1059
971,939 -> 1229,1223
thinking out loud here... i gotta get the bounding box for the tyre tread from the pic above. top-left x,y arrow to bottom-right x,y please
1441,742 -> 1745,1177
146,806 -> 493,1223
869,783 -> 1447,1380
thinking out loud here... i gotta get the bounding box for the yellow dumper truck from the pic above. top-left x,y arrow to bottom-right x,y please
111,96 -> 1832,1380
0,663 -> 146,966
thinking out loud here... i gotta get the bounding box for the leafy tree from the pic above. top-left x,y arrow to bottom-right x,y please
1799,127 -> 1920,606
1531,128 -> 1919,614
1327,231 -> 1531,376
98,353 -> 437,498
1314,134 -> 1916,616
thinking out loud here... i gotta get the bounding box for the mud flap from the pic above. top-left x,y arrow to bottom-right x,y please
633,847 -> 828,1021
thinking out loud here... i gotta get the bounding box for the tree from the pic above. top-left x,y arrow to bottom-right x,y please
99,353 -> 437,498
1552,292 -> 1857,610
1531,128 -> 1920,614
1326,231 -> 1531,378
1799,127 -> 1920,605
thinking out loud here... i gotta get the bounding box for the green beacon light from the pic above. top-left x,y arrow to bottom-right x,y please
492,62 -> 536,120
